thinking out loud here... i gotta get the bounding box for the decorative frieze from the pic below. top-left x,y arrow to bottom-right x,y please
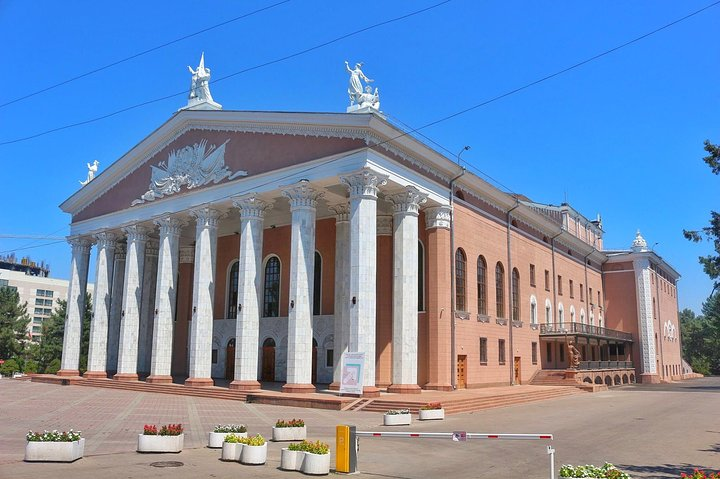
122,225 -> 149,243
425,206 -> 451,230
477,314 -> 490,323
190,206 -> 223,228
232,194 -> 273,220
496,317 -> 508,326
68,236 -> 94,254
454,311 -> 470,321
92,232 -> 117,250
340,168 -> 388,199
386,186 -> 428,216
328,203 -> 350,223
376,216 -> 393,236
154,216 -> 185,237
281,180 -> 325,210
179,246 -> 195,264
145,240 -> 160,258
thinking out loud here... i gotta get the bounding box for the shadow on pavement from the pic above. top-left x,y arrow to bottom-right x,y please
618,463 -> 720,478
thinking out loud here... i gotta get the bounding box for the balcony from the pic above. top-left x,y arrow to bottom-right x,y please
578,360 -> 633,370
539,322 -> 633,342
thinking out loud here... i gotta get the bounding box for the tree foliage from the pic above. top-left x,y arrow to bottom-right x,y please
680,294 -> 720,375
684,140 -> 720,294
0,287 -> 30,359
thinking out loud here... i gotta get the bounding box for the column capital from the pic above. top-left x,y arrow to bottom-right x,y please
386,186 -> 428,216
232,193 -> 273,220
67,236 -> 93,252
179,246 -> 195,264
92,232 -> 118,249
190,206 -> 223,228
328,203 -> 350,223
145,239 -> 160,257
282,179 -> 324,210
115,243 -> 127,261
377,216 -> 393,236
340,168 -> 388,199
154,216 -> 186,237
425,206 -> 452,230
122,224 -> 149,242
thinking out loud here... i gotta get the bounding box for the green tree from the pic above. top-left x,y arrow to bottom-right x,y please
36,293 -> 92,373
684,140 -> 720,294
0,287 -> 31,359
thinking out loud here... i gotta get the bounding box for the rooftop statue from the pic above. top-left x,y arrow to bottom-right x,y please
345,61 -> 380,111
181,53 -> 222,110
79,160 -> 99,186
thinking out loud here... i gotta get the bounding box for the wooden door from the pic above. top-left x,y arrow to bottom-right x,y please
514,356 -> 521,384
225,339 -> 235,380
456,355 -> 467,389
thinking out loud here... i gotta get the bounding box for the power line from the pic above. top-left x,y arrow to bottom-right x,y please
0,240 -> 66,255
0,0 -> 452,146
0,0 -> 293,110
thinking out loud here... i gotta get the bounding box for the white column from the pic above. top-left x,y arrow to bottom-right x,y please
186,206 -> 222,386
114,225 -> 148,381
58,237 -> 92,376
85,232 -> 117,378
230,194 -> 272,390
634,257 -> 658,378
148,217 -> 184,383
387,186 -> 427,393
281,180 -> 324,393
340,168 -> 388,396
137,240 -> 159,375
106,243 -> 126,373
329,204 -> 350,388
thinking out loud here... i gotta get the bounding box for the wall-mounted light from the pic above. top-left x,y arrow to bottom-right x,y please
290,300 -> 295,309
154,308 -> 158,315
193,306 -> 197,313
121,310 -> 125,317
352,296 -> 357,305
238,303 -> 242,312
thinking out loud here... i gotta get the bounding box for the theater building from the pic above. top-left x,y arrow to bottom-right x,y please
56,58 -> 684,396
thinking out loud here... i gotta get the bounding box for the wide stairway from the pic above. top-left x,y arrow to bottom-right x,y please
530,370 -> 584,387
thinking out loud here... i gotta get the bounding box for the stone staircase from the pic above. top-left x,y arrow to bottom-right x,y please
78,378 -> 250,402
529,370 -> 580,387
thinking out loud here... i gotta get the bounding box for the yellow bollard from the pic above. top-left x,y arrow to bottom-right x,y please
336,425 -> 350,473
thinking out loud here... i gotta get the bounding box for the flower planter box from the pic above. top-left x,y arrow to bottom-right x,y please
301,451 -> 331,475
280,448 -> 304,471
272,426 -> 306,441
24,438 -> 85,462
383,413 -> 411,426
137,434 -> 184,453
208,431 -> 247,448
221,442 -> 242,461
419,408 -> 445,421
240,442 -> 267,465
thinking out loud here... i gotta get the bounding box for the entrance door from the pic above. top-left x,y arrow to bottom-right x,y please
457,355 -> 467,389
312,338 -> 318,384
514,356 -> 521,384
261,338 -> 276,382
225,338 -> 235,380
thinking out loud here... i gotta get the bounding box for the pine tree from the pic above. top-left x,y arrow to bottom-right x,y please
0,287 -> 31,359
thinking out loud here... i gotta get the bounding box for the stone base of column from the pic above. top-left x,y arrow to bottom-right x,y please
640,373 -> 660,384
113,373 -> 139,381
387,384 -> 422,394
185,377 -> 214,387
56,369 -> 81,377
83,371 -> 108,379
146,375 -> 173,384
423,382 -> 453,391
229,380 -> 261,391
281,383 -> 316,394
375,381 -> 391,388
362,386 -> 381,398
328,382 -> 340,391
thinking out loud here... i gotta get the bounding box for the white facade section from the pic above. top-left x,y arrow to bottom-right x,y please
633,256 -> 657,375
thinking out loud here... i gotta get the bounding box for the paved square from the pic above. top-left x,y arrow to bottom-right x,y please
1,378 -> 718,478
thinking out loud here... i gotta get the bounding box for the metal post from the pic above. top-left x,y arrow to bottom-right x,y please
547,445 -> 555,479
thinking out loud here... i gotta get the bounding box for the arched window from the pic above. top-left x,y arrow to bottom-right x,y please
530,295 -> 538,324
511,268 -> 520,321
570,305 -> 576,323
263,256 -> 281,317
545,298 -> 552,324
580,309 -> 586,324
227,261 -> 239,318
418,241 -> 425,311
477,256 -> 487,315
558,303 -> 565,327
455,248 -> 467,311
495,262 -> 505,318
313,251 -> 322,316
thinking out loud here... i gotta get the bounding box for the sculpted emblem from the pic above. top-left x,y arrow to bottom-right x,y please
132,139 -> 246,206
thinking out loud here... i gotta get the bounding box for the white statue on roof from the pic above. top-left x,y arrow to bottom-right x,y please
79,160 -> 99,186
181,53 -> 222,111
345,61 -> 380,113
631,230 -> 649,252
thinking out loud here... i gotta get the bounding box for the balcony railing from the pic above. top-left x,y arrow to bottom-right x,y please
539,322 -> 633,341
578,361 -> 633,370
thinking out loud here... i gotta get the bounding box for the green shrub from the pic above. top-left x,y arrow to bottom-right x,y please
224,434 -> 242,443
213,424 -> 247,433
288,440 -> 329,455
238,434 -> 265,446
45,358 -> 61,374
0,359 -> 19,376
24,360 -> 39,374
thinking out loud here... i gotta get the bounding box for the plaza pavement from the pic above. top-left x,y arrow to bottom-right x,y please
0,377 -> 718,478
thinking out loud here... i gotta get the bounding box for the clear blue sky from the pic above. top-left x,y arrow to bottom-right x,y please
0,1 -> 717,313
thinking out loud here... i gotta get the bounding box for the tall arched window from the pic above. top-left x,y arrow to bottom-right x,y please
477,256 -> 487,315
418,241 -> 425,311
558,303 -> 565,327
511,268 -> 520,321
313,252 -> 322,316
263,256 -> 281,317
455,248 -> 467,312
495,262 -> 505,318
530,295 -> 538,324
545,299 -> 552,325
227,261 -> 239,318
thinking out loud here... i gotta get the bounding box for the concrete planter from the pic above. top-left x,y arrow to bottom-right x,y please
240,443 -> 267,465
221,442 -> 242,461
272,426 -> 306,441
383,413 -> 411,426
137,434 -> 184,453
280,448 -> 304,470
419,408 -> 445,421
208,431 -> 247,448
24,438 -> 85,462
301,452 -> 331,475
